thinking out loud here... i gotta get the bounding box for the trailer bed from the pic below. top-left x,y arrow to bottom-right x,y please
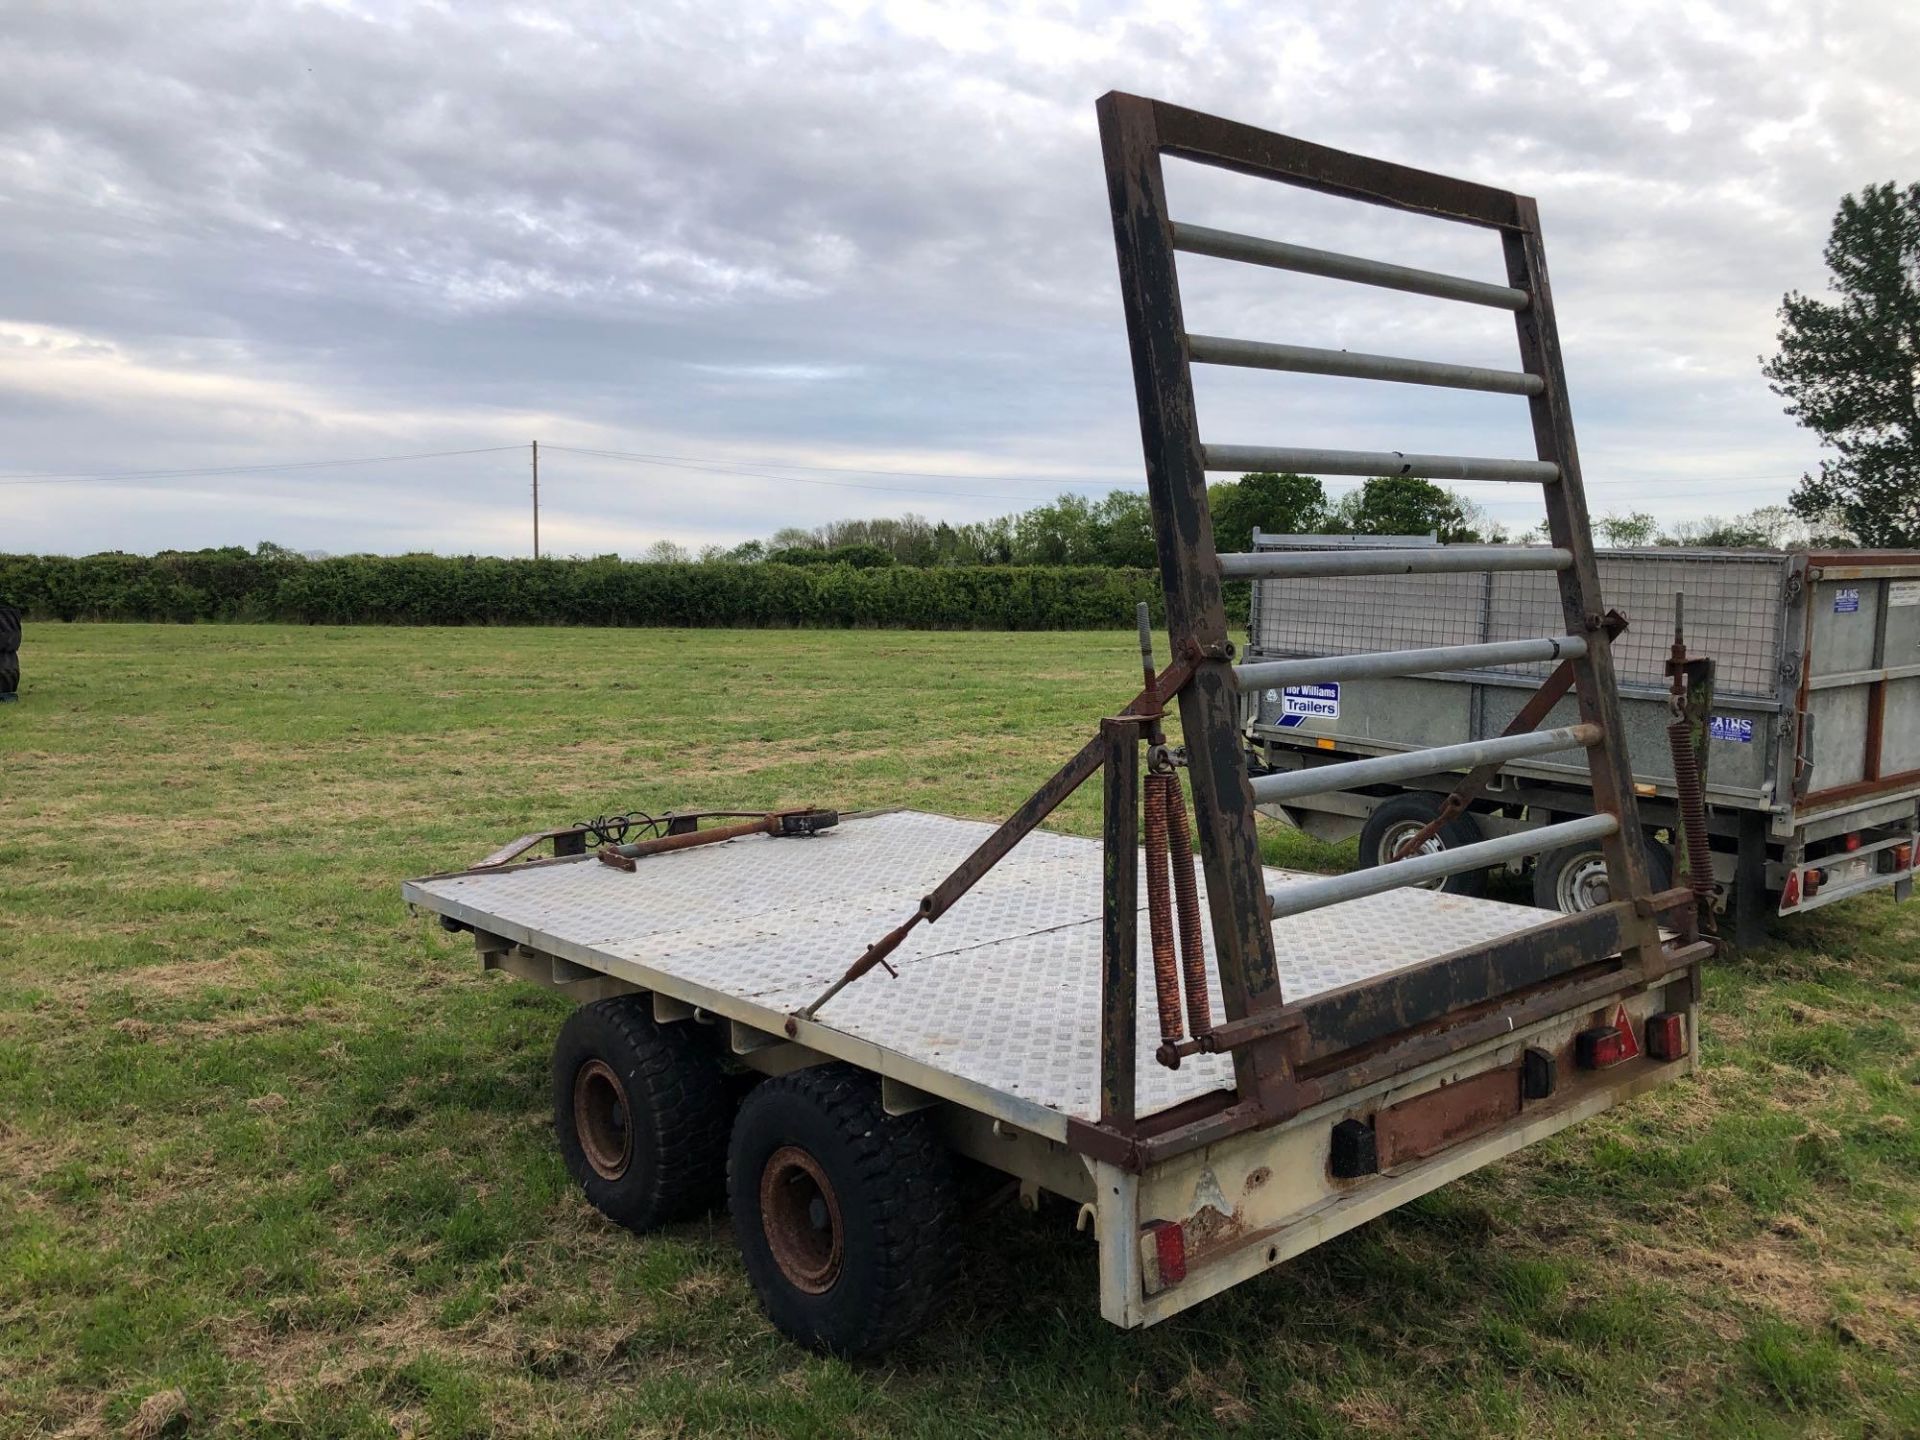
406,809 -> 1556,1128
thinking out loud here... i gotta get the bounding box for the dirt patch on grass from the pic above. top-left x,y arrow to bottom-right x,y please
1625,1229 -> 1917,1348
1331,1391 -> 1406,1435
0,1118 -> 84,1185
110,957 -> 248,997
1628,1232 -> 1829,1329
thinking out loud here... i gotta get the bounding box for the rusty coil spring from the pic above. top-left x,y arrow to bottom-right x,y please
1143,772 -> 1184,1046
1161,774 -> 1212,1038
1667,715 -> 1715,908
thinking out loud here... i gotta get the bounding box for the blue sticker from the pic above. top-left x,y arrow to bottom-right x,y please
1709,715 -> 1754,743
1277,682 -> 1340,727
1834,587 -> 1860,614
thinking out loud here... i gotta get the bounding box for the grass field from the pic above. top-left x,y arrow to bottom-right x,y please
3,624 -> 1918,1439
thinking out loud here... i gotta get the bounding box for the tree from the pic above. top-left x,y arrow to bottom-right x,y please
1207,472 -> 1327,554
1661,514 -> 1772,549
1012,493 -> 1098,564
1328,476 -> 1482,542
1762,182 -> 1920,548
1597,511 -> 1658,547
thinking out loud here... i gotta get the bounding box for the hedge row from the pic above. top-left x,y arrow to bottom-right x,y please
0,551 -> 1200,630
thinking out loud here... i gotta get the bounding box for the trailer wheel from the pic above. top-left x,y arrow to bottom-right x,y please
728,1064 -> 960,1357
1535,834 -> 1673,913
1358,794 -> 1489,897
551,996 -> 730,1231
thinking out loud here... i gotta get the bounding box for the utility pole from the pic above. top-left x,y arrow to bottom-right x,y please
531,440 -> 541,560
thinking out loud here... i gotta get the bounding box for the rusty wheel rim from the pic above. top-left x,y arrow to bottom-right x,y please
573,1059 -> 632,1180
759,1145 -> 843,1294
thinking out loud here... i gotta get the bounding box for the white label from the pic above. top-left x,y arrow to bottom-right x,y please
1891,580 -> 1920,608
1280,682 -> 1340,720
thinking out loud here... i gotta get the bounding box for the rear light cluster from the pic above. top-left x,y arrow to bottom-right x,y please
1575,1006 -> 1688,1070
1781,867 -> 1827,908
1318,1009 -> 1690,1196
1783,835 -> 1918,909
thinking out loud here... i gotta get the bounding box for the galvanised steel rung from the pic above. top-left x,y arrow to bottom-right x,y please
1250,724 -> 1600,805
1216,544 -> 1570,580
1265,813 -> 1619,918
1187,335 -> 1544,397
1171,222 -> 1530,311
1202,444 -> 1559,484
1233,635 -> 1587,692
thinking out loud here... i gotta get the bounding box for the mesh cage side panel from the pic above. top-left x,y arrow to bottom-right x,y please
1249,549 -> 1786,699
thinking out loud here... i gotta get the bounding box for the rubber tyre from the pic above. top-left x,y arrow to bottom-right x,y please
1534,832 -> 1674,914
0,605 -> 18,652
551,996 -> 731,1231
728,1064 -> 960,1358
0,651 -> 16,695
1357,793 -> 1489,898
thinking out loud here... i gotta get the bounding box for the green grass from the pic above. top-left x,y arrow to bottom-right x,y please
3,623 -> 1917,1438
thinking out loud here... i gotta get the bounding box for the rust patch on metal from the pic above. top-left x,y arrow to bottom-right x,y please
1244,1166 -> 1271,1192
1182,1203 -> 1247,1263
1374,1066 -> 1521,1170
759,1144 -> 845,1295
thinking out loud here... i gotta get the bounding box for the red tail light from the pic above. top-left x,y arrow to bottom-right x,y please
1577,1026 -> 1630,1068
1646,1012 -> 1688,1061
1805,868 -> 1826,897
1141,1219 -> 1187,1290
1577,1006 -> 1642,1069
1844,832 -> 1863,852
1896,843 -> 1914,871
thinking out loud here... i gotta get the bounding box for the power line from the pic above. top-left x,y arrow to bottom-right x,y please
551,445 -> 1056,504
0,445 -> 526,487
556,444 -> 1814,486
0,436 -> 1813,505
544,442 -> 1112,488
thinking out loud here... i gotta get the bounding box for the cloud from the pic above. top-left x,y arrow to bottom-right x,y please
1,0 -> 1911,555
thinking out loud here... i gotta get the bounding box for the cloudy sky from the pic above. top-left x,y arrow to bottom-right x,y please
2,0 -> 1912,557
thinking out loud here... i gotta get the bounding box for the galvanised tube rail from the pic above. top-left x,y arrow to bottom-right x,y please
1187,334 -> 1543,397
1171,222 -> 1529,310
1202,444 -> 1559,483
1217,544 -> 1569,580
1233,635 -> 1587,691
1250,724 -> 1600,805
1265,813 -> 1619,919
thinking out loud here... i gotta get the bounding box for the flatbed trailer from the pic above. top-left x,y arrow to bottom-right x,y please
405,810 -> 1699,1336
405,93 -> 1713,1354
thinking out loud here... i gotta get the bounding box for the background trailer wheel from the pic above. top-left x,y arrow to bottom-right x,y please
551,995 -> 731,1231
728,1064 -> 960,1358
1535,833 -> 1674,914
1357,793 -> 1489,897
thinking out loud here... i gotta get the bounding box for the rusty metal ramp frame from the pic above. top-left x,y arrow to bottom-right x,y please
1091,91 -> 1698,1135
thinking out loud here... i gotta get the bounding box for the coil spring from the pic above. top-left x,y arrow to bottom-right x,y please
1666,718 -> 1715,905
1162,776 -> 1212,1038
1143,772 -> 1184,1046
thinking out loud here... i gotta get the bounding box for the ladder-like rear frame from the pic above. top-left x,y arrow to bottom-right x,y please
1094,92 -> 1677,1135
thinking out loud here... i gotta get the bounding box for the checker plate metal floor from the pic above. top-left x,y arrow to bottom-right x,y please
405,810 -> 1550,1122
